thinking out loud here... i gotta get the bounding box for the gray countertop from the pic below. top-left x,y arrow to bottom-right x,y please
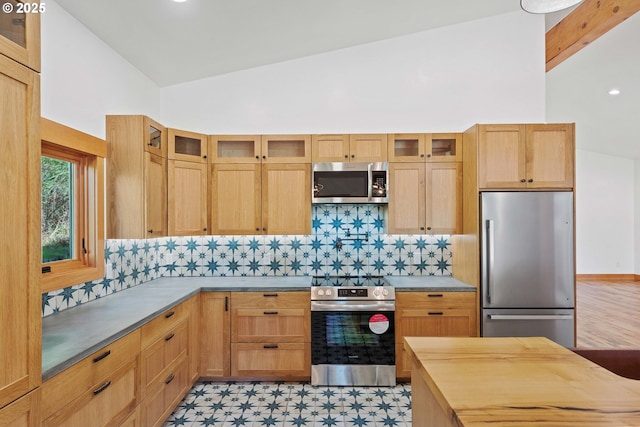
41,275 -> 474,381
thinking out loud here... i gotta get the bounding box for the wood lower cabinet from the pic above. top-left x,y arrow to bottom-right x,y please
41,330 -> 140,427
0,389 -> 40,427
0,52 -> 41,410
230,291 -> 311,379
200,293 -> 230,378
231,343 -> 310,378
139,357 -> 189,427
395,291 -> 476,379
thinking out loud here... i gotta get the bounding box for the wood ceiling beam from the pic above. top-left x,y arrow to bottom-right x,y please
545,0 -> 640,72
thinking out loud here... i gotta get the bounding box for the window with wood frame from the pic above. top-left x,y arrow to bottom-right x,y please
41,118 -> 105,292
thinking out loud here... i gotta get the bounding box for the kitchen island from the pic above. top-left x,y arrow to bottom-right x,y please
404,336 -> 640,426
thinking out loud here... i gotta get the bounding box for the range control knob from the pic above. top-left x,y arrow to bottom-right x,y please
317,289 -> 325,296
373,288 -> 381,297
325,288 -> 332,296
382,288 -> 389,296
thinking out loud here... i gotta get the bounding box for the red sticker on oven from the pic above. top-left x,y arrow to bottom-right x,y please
369,314 -> 390,334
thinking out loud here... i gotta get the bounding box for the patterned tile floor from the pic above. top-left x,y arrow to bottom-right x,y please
163,381 -> 412,427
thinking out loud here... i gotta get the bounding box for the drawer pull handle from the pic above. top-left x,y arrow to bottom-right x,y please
263,311 -> 278,315
165,373 -> 175,384
93,381 -> 111,395
165,332 -> 175,341
428,311 -> 444,316
263,293 -> 278,297
165,311 -> 176,319
428,294 -> 443,298
263,344 -> 279,349
92,350 -> 111,363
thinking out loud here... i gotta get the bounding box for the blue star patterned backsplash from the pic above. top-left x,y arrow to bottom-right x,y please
42,205 -> 453,317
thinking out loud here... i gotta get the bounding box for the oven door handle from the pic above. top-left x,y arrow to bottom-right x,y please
311,301 -> 395,311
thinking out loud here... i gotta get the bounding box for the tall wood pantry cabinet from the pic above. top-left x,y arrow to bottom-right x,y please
0,7 -> 42,427
387,133 -> 463,234
107,115 -> 168,238
209,135 -> 311,235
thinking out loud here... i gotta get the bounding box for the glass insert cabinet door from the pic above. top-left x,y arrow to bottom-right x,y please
168,129 -> 208,163
388,133 -> 462,162
0,0 -> 41,71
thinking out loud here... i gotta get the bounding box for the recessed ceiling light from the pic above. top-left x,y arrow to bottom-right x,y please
172,0 -> 187,2
608,89 -> 621,95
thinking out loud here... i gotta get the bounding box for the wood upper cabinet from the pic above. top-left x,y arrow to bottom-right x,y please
209,135 -> 261,164
168,160 -> 207,236
0,54 -> 40,410
395,291 -> 476,379
200,293 -> 230,378
0,3 -> 40,71
425,162 -> 462,234
525,124 -> 575,189
107,115 -> 168,239
312,134 -> 388,162
387,162 -> 462,234
168,129 -> 208,163
387,133 -> 461,162
477,123 -> 574,189
262,164 -> 311,235
209,164 -> 261,234
261,134 -> 311,163
387,163 -> 426,234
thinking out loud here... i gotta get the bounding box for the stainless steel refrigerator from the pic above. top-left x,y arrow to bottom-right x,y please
481,191 -> 575,347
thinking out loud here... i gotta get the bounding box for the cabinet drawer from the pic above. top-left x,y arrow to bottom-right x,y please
396,308 -> 476,338
231,308 -> 309,342
396,291 -> 475,309
43,361 -> 137,427
140,356 -> 190,427
140,320 -> 189,397
140,301 -> 188,349
231,343 -> 310,378
231,291 -> 310,309
41,329 -> 140,419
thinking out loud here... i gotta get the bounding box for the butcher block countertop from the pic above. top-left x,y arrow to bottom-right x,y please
404,336 -> 640,427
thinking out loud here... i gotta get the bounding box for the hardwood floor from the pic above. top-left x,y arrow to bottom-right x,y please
576,279 -> 640,348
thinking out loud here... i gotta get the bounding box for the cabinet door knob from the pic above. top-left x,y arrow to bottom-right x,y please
426,227 -> 432,231
256,228 -> 260,231
420,154 -> 425,158
420,227 -> 425,231
147,229 -> 153,234
262,227 -> 267,232
344,155 -> 348,159
262,155 -> 266,159
528,178 -> 534,183
427,154 -> 432,158
203,155 -> 207,159
203,228 -> 207,232
351,154 -> 355,158
520,179 -> 526,183
256,155 -> 260,159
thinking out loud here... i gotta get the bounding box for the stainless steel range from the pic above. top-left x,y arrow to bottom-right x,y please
311,276 -> 396,386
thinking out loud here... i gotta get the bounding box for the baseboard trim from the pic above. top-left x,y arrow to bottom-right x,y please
576,274 -> 636,281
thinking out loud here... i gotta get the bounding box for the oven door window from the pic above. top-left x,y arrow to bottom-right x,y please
312,311 -> 395,365
314,171 -> 368,198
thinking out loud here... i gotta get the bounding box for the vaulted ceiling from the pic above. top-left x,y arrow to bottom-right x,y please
54,0 -> 640,159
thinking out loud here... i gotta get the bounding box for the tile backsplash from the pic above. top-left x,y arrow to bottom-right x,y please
42,205 -> 453,316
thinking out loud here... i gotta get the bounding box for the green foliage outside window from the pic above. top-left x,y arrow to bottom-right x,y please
41,156 -> 73,262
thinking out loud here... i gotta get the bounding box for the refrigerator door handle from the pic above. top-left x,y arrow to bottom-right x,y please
489,314 -> 574,321
485,219 -> 494,304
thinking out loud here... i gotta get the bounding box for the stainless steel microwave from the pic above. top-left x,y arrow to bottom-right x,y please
312,162 -> 389,204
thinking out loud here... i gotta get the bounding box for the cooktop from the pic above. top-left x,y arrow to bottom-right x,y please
310,275 -> 389,287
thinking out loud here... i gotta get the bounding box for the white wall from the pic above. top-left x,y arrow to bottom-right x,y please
575,150 -> 635,274
160,11 -> 545,134
40,0 -> 160,139
636,160 -> 640,275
